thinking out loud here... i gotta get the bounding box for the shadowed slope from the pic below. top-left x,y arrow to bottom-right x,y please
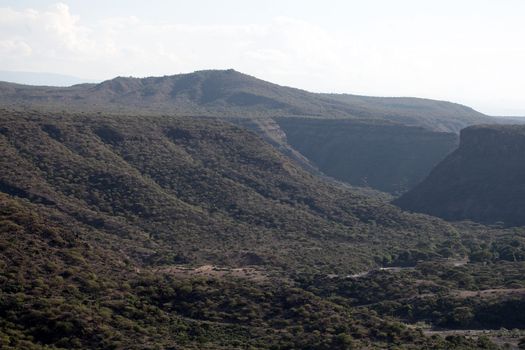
395,124 -> 525,226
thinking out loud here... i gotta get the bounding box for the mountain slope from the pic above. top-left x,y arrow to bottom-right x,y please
0,108 -> 465,273
0,69 -> 501,194
322,93 -> 494,133
395,124 -> 525,226
1,108 -> 522,349
0,69 -> 496,133
4,191 -> 458,349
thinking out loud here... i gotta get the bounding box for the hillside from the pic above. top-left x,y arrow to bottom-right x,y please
1,69 -> 503,194
0,69 -> 496,133
2,190 -> 452,349
2,109 -> 525,349
0,108 -> 462,273
395,124 -> 525,226
321,93 -> 493,133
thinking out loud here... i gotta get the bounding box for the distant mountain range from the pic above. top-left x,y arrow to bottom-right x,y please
0,70 -> 99,87
395,124 -> 525,226
0,69 -> 502,132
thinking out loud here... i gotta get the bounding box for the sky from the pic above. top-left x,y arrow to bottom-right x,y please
1,0 -> 524,115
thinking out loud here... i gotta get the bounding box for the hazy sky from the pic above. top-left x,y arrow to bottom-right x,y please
1,0 -> 524,115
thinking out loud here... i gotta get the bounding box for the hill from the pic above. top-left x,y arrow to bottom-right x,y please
2,189 -> 450,349
0,108 -> 461,273
320,93 -> 493,133
395,124 -> 525,226
1,69 -> 505,194
0,69 -> 496,133
2,109 -> 525,349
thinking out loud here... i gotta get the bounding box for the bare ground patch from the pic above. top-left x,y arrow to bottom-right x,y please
153,264 -> 268,281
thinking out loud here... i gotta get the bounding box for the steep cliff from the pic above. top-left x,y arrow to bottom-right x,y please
395,125 -> 525,226
278,118 -> 458,194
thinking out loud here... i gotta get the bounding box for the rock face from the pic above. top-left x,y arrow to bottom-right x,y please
277,118 -> 458,194
394,124 -> 525,226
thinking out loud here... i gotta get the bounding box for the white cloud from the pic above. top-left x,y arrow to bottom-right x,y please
0,39 -> 32,56
0,3 -> 353,80
0,2 -> 524,114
